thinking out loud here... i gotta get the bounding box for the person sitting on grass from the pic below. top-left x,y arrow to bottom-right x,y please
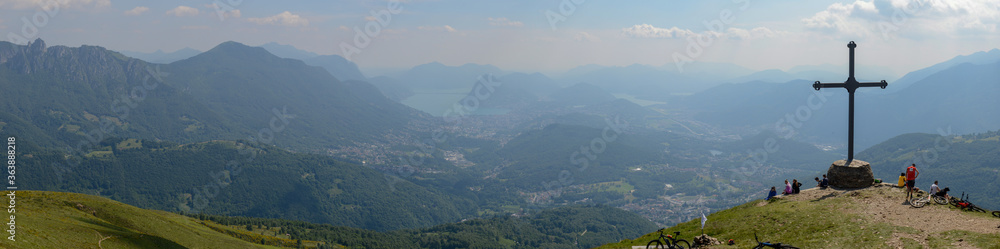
817,175 -> 829,188
934,187 -> 950,199
782,180 -> 792,195
792,179 -> 802,194
766,186 -> 777,200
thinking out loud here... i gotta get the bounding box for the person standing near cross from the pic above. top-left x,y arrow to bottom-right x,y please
812,41 -> 887,164
906,164 -> 920,200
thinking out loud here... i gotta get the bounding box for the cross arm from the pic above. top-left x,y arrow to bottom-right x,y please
857,80 -> 888,89
812,81 -> 846,90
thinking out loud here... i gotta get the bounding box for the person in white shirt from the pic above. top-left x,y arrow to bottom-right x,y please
928,181 -> 940,201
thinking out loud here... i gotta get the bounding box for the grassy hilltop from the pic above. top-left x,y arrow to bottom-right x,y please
597,185 -> 1000,249
1,191 -> 318,249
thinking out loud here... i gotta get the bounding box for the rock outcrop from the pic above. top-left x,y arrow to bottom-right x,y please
693,234 -> 722,248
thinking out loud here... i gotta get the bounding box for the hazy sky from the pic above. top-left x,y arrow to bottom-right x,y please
2,0 -> 997,76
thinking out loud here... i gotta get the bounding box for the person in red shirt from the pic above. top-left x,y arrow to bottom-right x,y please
905,164 -> 920,200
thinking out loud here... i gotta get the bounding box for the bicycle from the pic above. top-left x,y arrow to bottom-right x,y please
646,228 -> 691,249
993,210 -> 1000,218
909,196 -> 929,208
932,194 -> 949,205
753,233 -> 800,249
950,193 -> 988,213
910,193 -> 948,208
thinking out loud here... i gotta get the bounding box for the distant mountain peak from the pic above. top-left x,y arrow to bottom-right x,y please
202,41 -> 278,60
28,38 -> 45,52
213,41 -> 250,50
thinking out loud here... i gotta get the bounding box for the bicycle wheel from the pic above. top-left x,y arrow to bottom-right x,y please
647,240 -> 665,249
932,195 -> 948,205
781,246 -> 801,249
970,206 -> 987,213
672,239 -> 691,249
992,210 -> 1000,218
909,197 -> 927,208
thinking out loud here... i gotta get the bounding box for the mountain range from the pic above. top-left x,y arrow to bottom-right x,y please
4,38 -> 999,248
0,39 -> 425,153
118,47 -> 202,64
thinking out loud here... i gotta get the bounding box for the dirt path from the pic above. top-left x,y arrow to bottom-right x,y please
777,184 -> 998,248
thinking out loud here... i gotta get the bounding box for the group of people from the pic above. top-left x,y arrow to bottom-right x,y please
897,163 -> 950,201
766,175 -> 828,200
762,163 -> 956,202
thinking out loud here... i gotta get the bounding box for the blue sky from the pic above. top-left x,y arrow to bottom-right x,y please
1,0 -> 997,76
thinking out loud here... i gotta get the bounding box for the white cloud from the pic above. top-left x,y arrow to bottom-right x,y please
166,6 -> 200,17
802,0 -> 881,37
0,0 -> 109,10
726,27 -> 788,40
206,3 -> 241,19
418,25 -> 456,32
225,9 -> 241,18
123,6 -> 149,16
488,17 -> 523,27
622,24 -> 785,40
247,11 -> 310,27
803,0 -> 1000,38
574,32 -> 600,42
622,24 -> 696,38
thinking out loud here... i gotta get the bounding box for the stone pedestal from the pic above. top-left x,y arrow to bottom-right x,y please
826,159 -> 874,188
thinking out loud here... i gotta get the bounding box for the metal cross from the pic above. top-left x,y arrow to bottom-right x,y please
812,41 -> 887,164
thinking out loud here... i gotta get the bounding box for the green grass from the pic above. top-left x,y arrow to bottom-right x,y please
899,237 -> 921,248
116,138 -> 143,150
587,181 -> 635,194
595,188 -> 999,249
84,150 -> 113,158
59,124 -> 81,133
4,191 -> 286,249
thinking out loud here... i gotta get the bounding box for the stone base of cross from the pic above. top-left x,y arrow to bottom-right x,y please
826,159 -> 874,188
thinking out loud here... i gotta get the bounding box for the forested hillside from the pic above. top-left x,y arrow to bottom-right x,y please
19,138 -> 475,231
194,205 -> 657,249
0,39 -> 428,153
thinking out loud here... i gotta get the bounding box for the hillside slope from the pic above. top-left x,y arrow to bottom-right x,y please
599,185 -> 1000,249
193,205 -> 659,249
21,139 -> 474,232
2,191 -> 287,249
1,190 -> 656,249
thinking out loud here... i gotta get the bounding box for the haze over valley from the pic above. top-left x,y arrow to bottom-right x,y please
1,0 -> 999,248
